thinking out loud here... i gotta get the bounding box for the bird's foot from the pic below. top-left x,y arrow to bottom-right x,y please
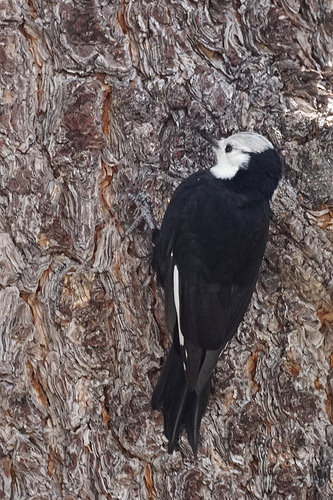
126,192 -> 156,235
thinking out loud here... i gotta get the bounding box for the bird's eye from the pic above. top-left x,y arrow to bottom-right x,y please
225,144 -> 232,153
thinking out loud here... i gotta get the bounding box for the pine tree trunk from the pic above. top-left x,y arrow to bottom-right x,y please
0,1 -> 332,498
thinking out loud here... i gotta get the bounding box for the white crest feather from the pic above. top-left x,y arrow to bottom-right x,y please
210,132 -> 273,180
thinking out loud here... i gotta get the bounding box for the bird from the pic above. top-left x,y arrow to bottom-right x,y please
151,130 -> 282,454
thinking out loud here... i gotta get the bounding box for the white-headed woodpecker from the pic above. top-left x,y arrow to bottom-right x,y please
152,131 -> 282,453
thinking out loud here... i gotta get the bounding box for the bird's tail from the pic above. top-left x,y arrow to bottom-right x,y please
151,345 -> 211,453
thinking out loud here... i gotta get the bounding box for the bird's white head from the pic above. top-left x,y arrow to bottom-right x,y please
209,132 -> 274,180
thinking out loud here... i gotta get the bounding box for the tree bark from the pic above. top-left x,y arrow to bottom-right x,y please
0,1 -> 332,498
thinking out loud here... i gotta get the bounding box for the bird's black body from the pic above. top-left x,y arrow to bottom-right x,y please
152,133 -> 282,453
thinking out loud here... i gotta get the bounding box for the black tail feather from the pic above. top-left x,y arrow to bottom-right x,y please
185,378 -> 211,453
152,345 -> 211,453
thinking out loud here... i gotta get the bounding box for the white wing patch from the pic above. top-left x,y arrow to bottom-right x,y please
173,264 -> 188,374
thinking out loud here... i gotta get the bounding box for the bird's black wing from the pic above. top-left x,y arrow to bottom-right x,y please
156,171 -> 270,390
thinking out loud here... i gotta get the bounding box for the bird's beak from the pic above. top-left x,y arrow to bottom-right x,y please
196,129 -> 219,149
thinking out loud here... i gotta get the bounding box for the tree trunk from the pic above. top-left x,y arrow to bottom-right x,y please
0,1 -> 332,498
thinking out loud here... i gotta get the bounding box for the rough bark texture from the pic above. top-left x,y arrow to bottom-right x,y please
0,1 -> 332,499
